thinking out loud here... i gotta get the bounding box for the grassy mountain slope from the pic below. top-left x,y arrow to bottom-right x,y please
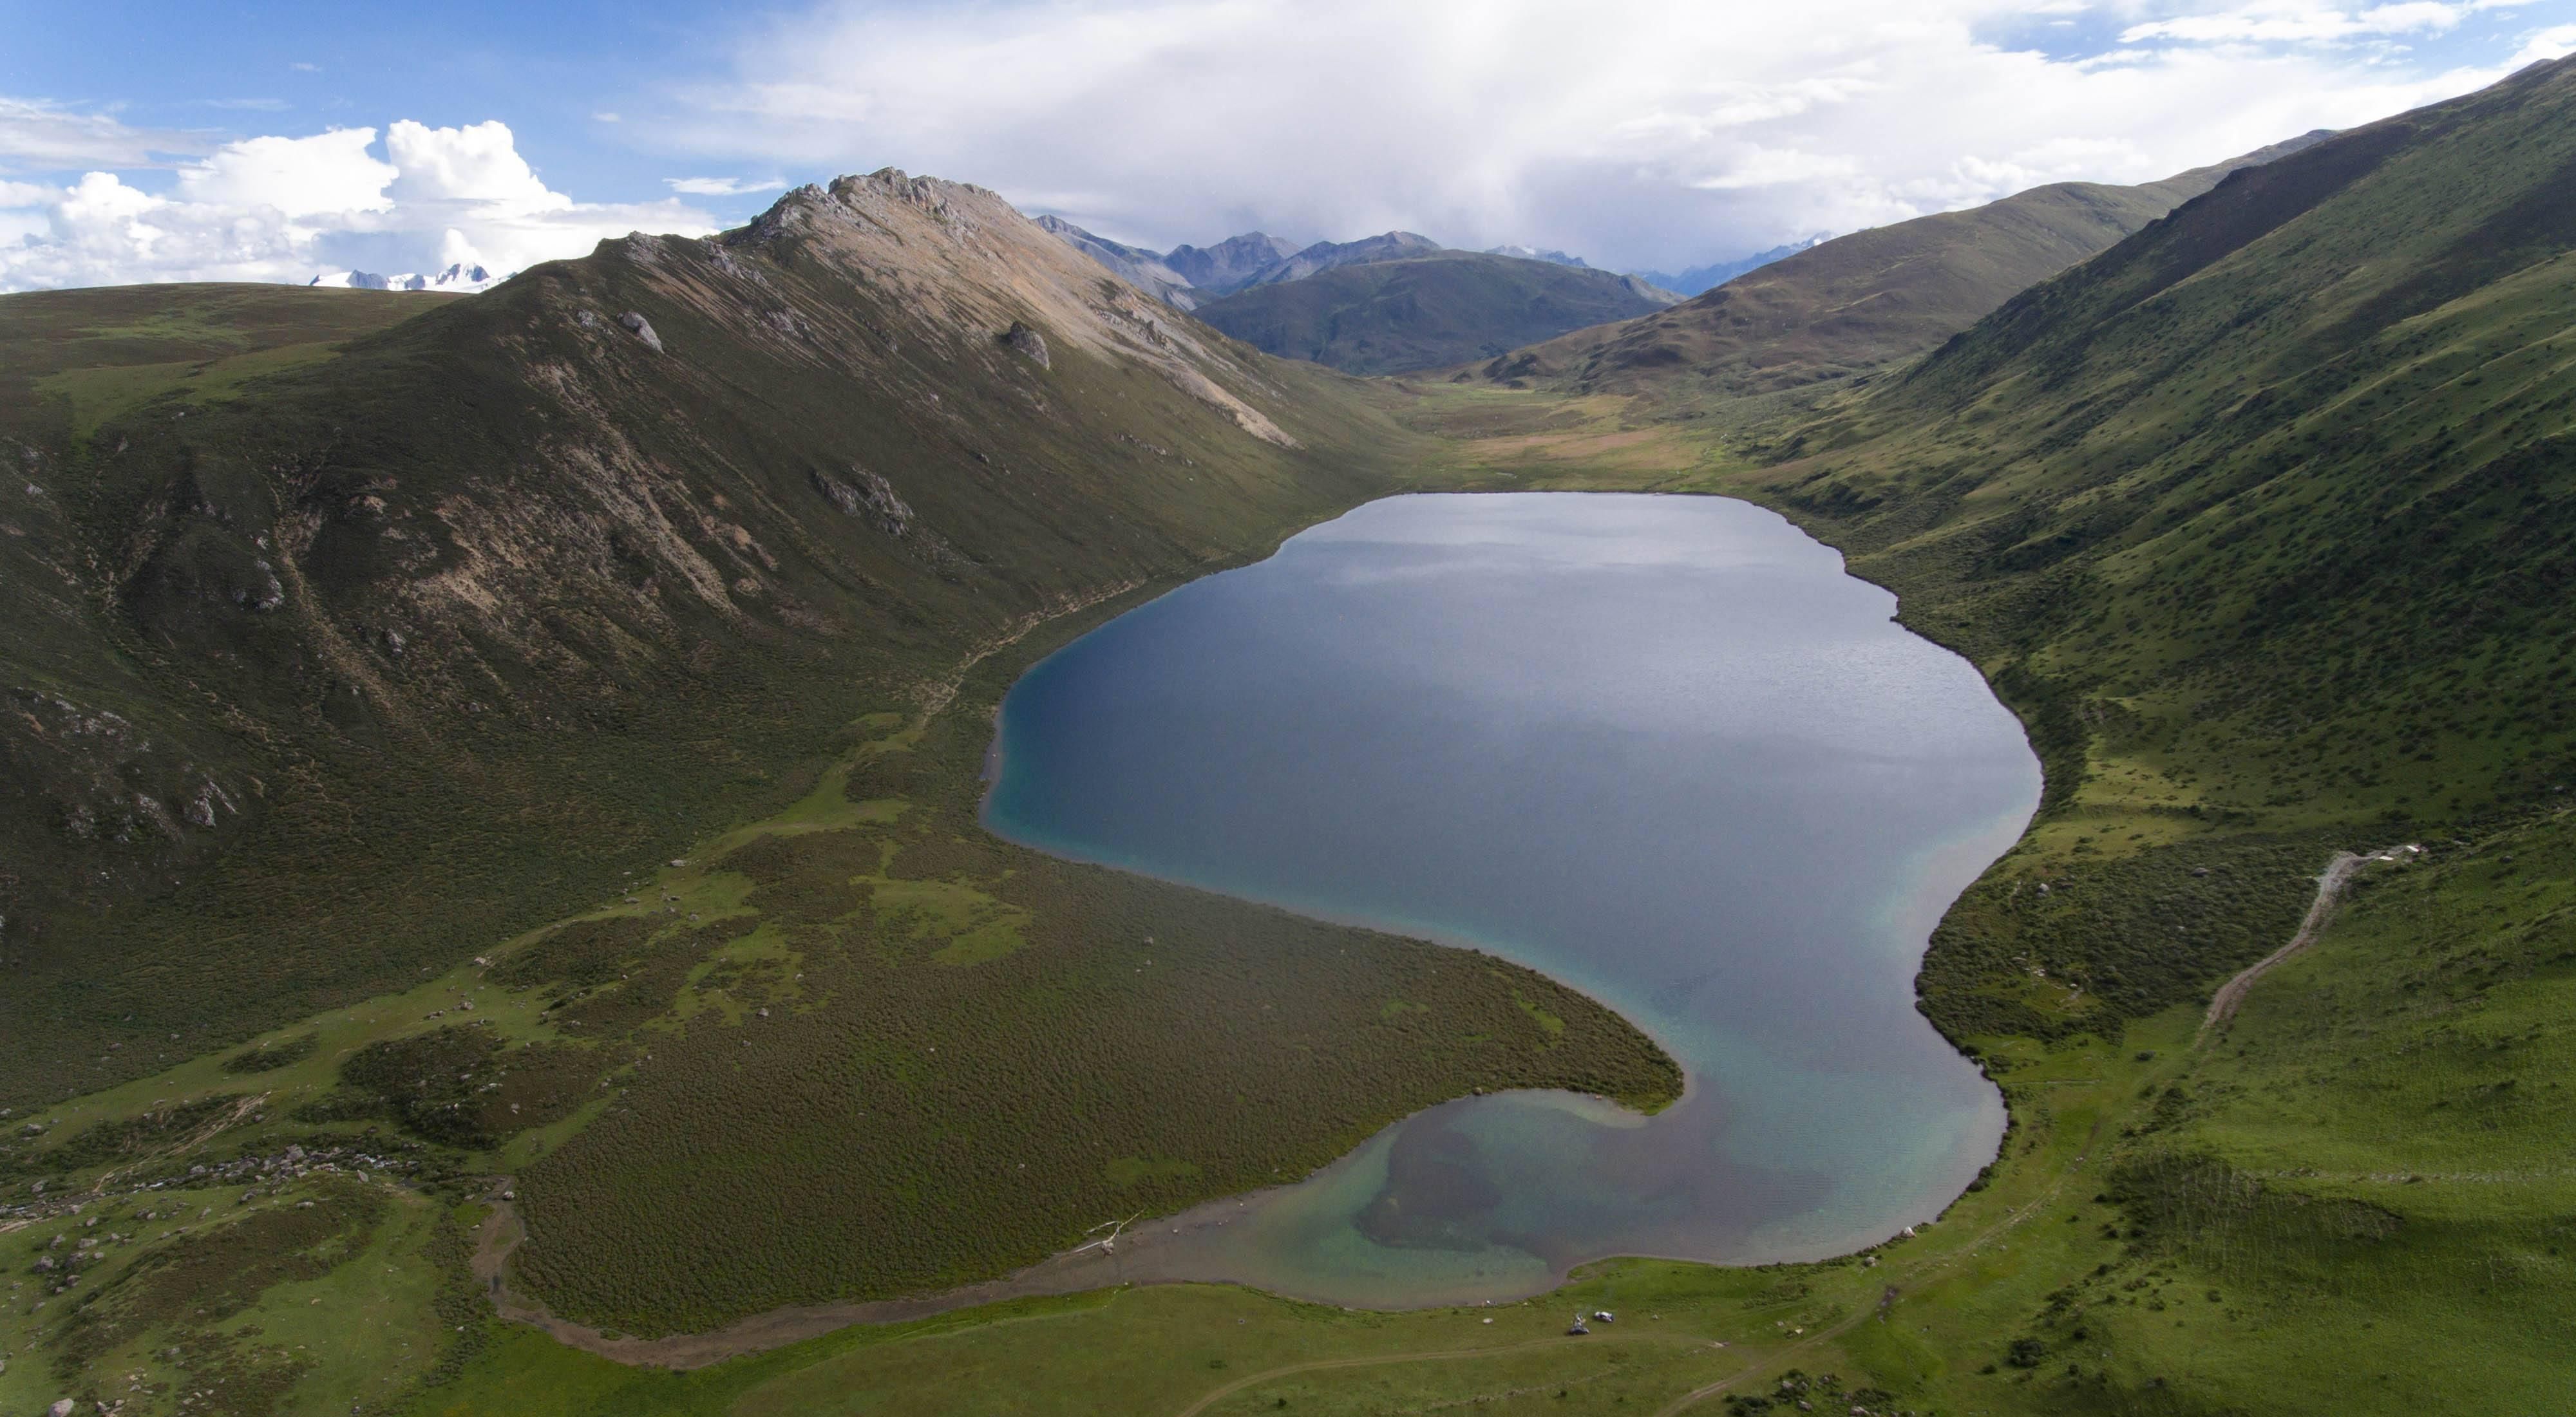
11,54 -> 2576,1417
1768,53 -> 2576,853
1584,51 -> 2576,1415
1712,55 -> 2576,1071
0,168 -> 1681,1375
1193,250 -> 1680,375
1634,236 -> 1825,298
0,169 -> 1399,1105
0,284 -> 461,446
1475,133 -> 2326,399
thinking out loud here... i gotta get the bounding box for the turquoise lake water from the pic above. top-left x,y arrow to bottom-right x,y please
983,493 -> 2040,1306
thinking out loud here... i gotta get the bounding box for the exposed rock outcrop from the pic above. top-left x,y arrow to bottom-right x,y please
1001,321 -> 1050,370
617,312 -> 663,353
810,468 -> 914,537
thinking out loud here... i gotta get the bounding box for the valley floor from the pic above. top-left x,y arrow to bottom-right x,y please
398,803 -> 2575,1417
6,386 -> 2570,1417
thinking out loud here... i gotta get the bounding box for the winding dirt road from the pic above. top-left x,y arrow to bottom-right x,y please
2199,848 -> 2383,1040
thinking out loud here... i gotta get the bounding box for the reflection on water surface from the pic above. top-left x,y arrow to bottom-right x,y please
985,493 -> 2040,1305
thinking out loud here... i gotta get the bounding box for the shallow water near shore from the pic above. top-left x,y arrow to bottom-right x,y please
983,493 -> 2040,1306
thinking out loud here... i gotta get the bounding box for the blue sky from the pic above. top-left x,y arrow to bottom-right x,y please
0,1 -> 793,221
3,0 -> 2572,289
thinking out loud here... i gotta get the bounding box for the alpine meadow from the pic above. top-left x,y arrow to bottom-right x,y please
1,12 -> 2573,1417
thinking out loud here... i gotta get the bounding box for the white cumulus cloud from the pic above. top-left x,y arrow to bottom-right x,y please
2510,20 -> 2576,61
0,118 -> 717,292
652,0 -> 2558,272
664,175 -> 782,196
176,127 -> 396,218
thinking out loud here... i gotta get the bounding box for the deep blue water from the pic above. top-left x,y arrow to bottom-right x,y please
983,493 -> 2040,1305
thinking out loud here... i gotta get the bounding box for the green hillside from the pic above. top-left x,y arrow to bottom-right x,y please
1442,50 -> 2576,1415
1191,250 -> 1679,375
381,815 -> 2576,1415
1765,53 -> 2576,870
6,48 -> 2576,1417
1710,57 -> 2576,1167
1020,54 -> 2576,1416
0,169 -> 1680,1407
0,171 -> 1502,1106
1475,133 -> 2325,400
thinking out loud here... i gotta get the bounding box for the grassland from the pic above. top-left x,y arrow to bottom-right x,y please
502,685 -> 1673,1335
10,915 -> 2550,1417
0,180 -> 1689,1412
0,174 -> 1443,1112
0,614 -> 1675,1411
0,283 -> 460,442
10,62 -> 2576,1417
331,767 -> 2569,1417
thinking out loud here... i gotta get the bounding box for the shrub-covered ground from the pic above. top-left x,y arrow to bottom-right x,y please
0,656 -> 1676,1409
387,814 -> 2573,1416
508,703 -> 1677,1335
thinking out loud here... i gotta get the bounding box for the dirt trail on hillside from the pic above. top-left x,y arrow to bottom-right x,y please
2200,849 -> 2383,1040
915,576 -> 1145,722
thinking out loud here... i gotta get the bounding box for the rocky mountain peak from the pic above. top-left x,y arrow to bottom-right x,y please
714,169 -> 1293,446
1484,245 -> 1591,268
1162,232 -> 1302,293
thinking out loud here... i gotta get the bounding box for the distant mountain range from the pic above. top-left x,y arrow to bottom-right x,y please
1036,221 -> 1686,373
1163,232 -> 1300,293
1030,216 -> 1201,306
1037,218 -> 1794,307
307,262 -> 501,294
1237,230 -> 1443,289
1484,245 -> 1591,267
1035,220 -> 1463,306
1631,237 -> 1829,296
1471,239 -> 1834,296
1189,250 -> 1683,375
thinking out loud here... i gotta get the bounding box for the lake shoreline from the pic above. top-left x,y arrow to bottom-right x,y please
976,491 -> 2038,1309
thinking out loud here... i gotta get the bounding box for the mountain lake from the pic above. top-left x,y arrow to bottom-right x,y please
983,492 -> 2041,1306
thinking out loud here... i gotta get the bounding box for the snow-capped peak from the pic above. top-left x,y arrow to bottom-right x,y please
307,263 -> 503,294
